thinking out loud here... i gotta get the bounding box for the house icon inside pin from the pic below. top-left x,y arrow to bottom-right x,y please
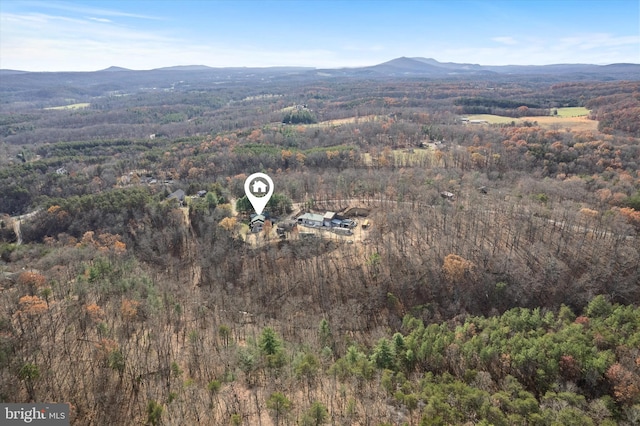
252,179 -> 268,194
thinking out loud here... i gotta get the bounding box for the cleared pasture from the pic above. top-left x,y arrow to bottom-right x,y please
464,114 -> 516,124
528,115 -> 598,132
278,114 -> 386,128
555,107 -> 589,117
44,103 -> 90,110
313,114 -> 385,127
465,112 -> 598,132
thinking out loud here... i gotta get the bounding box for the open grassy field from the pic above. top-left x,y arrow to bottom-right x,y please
44,103 -> 90,110
556,106 -> 589,117
465,111 -> 598,132
464,114 -> 516,124
527,115 -> 598,132
315,115 -> 384,127
277,113 -> 386,128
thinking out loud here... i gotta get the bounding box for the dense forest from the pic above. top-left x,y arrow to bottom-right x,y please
1,68 -> 639,425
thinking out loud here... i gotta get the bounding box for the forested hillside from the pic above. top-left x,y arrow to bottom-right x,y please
1,70 -> 639,425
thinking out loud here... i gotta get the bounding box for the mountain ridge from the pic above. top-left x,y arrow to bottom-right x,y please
2,57 -> 638,104
3,57 -> 639,74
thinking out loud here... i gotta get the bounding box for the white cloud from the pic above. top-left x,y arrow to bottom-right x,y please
0,9 -> 374,71
1,11 -> 183,70
87,17 -> 112,23
436,32 -> 640,65
23,1 -> 163,20
1,4 -> 638,71
556,33 -> 640,51
492,36 -> 518,45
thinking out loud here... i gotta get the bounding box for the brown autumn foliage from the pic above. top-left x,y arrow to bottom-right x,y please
1,74 -> 639,424
85,303 -> 105,323
17,272 -> 47,295
16,295 -> 48,316
219,216 -> 237,232
442,254 -> 474,285
617,207 -> 640,230
606,363 -> 640,405
120,299 -> 140,322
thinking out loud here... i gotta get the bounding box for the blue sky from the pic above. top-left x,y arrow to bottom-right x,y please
1,0 -> 638,71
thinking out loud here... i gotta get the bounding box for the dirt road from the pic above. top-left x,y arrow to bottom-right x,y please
11,209 -> 41,245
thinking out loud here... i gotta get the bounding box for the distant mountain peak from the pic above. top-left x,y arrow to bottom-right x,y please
380,57 -> 428,66
363,57 -> 639,77
366,57 -> 485,76
98,66 -> 132,72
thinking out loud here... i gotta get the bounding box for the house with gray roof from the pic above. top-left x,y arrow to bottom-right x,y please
297,213 -> 324,228
250,214 -> 266,233
167,189 -> 186,206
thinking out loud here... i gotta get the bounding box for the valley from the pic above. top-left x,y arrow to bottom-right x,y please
1,60 -> 639,425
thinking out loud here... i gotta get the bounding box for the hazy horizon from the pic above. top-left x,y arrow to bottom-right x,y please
1,0 -> 639,72
3,55 -> 640,74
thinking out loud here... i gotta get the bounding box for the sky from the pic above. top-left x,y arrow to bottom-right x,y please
1,0 -> 638,71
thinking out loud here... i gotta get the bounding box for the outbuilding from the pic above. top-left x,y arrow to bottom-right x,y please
323,211 -> 336,227
297,213 -> 324,228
